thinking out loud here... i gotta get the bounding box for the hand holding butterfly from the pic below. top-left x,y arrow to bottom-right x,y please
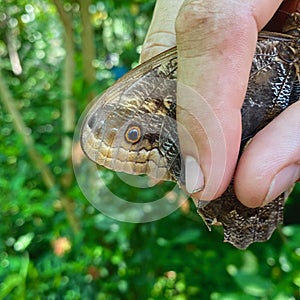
141,0 -> 300,207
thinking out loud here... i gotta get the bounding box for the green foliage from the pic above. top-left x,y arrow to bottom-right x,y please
0,0 -> 300,299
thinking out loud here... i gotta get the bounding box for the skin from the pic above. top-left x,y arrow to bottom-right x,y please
140,0 -> 300,208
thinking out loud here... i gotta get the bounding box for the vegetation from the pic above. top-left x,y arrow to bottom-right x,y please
0,0 -> 299,299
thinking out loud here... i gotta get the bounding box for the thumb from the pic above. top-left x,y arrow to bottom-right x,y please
175,0 -> 282,199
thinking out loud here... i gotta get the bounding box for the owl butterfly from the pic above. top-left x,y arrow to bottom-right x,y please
81,12 -> 300,249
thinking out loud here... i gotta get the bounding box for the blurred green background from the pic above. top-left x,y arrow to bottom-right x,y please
0,0 -> 300,299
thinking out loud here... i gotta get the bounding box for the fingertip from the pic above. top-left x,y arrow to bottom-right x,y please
262,164 -> 300,206
236,163 -> 300,208
235,103 -> 300,208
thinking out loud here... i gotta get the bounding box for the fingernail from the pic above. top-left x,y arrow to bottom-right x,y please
263,164 -> 300,206
185,155 -> 205,194
197,200 -> 209,209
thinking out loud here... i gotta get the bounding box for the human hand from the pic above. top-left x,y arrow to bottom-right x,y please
141,0 -> 300,207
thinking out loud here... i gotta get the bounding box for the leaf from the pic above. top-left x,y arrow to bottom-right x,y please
172,229 -> 201,244
14,232 -> 34,252
233,271 -> 272,297
0,274 -> 22,298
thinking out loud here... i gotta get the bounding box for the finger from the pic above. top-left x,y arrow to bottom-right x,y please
251,0 -> 284,29
175,0 -> 283,200
235,101 -> 300,208
264,0 -> 300,31
140,0 -> 184,63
